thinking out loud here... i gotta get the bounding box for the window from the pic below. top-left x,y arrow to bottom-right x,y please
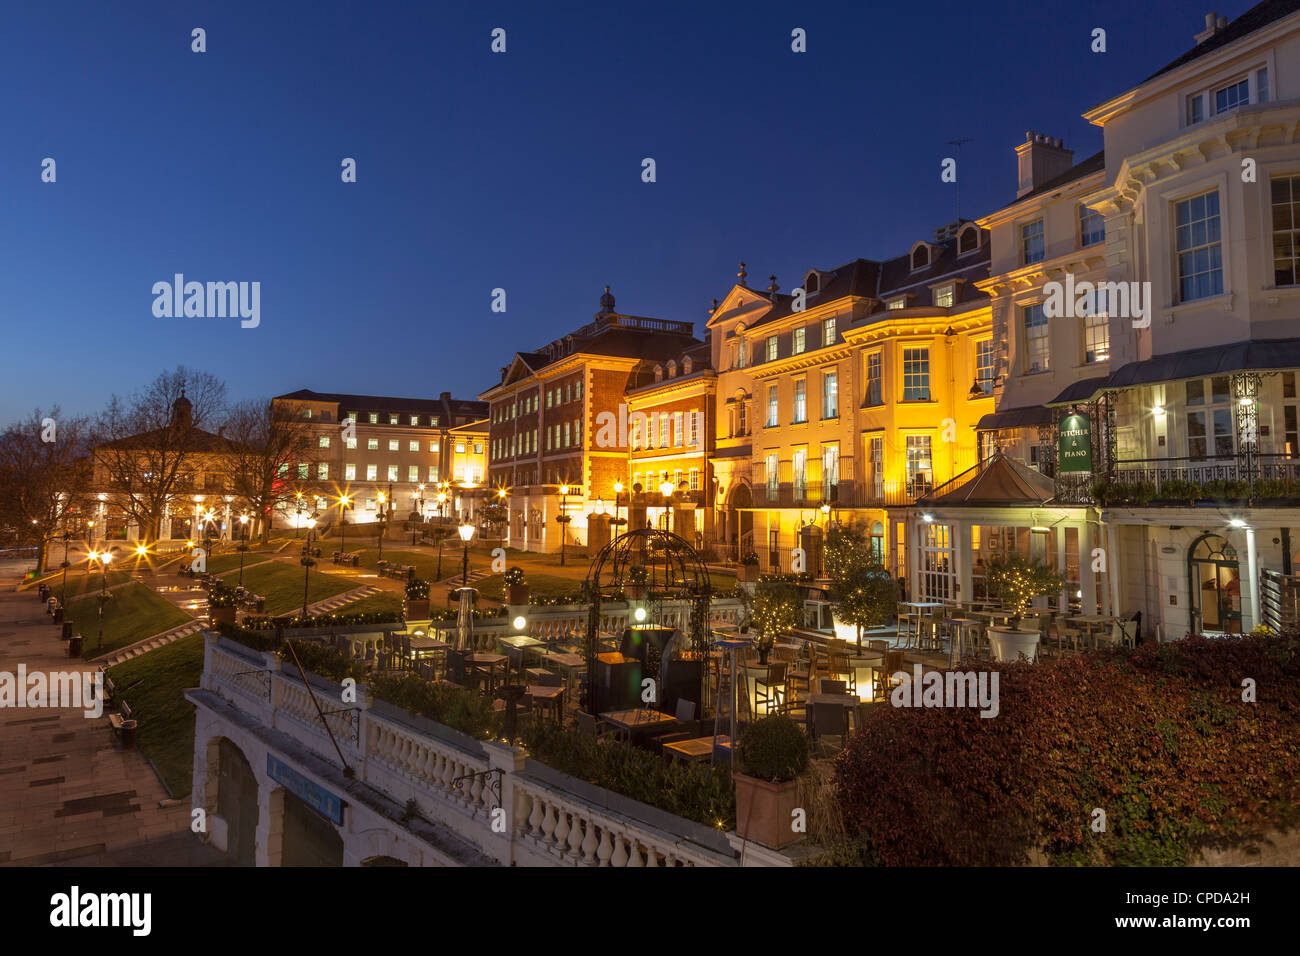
366,465 -> 378,480
630,416 -> 641,450
766,453 -> 779,499
1022,220 -> 1045,265
793,380 -> 807,423
659,413 -> 669,447
317,463 -> 328,480
367,439 -> 379,450
905,436 -> 933,496
410,415 -> 420,426
564,422 -> 571,447
736,402 -> 746,437
1080,206 -> 1105,247
428,466 -> 438,482
902,348 -> 931,401
793,328 -> 806,354
546,391 -> 552,409
688,413 -> 699,447
975,339 -> 995,394
455,442 -> 466,454
911,246 -> 929,270
429,441 -> 439,453
345,464 -> 356,480
673,412 -> 684,447
388,414 -> 399,425
576,380 -> 583,400
958,225 -> 979,254
408,465 -> 419,483
1023,304 -> 1049,372
934,284 -> 955,308
868,435 -> 884,499
766,386 -> 778,427
1214,77 -> 1249,114
474,442 -> 483,454
1083,311 -> 1109,364
387,465 -> 398,481
368,413 -> 378,424
1272,175 -> 1300,286
1185,377 -> 1234,459
388,440 -> 399,452
1187,93 -> 1205,125
689,468 -> 700,491
1176,191 -> 1223,302
887,298 -> 905,310
822,317 -> 836,346
301,408 -> 312,419
822,444 -> 839,500
792,448 -> 807,500
409,440 -> 419,452
866,353 -> 883,406
345,437 -> 356,450
318,435 -> 331,448
766,336 -> 778,362
823,371 -> 838,418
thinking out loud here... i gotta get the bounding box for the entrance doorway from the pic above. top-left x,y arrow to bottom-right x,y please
1188,533 -> 1242,634
216,738 -> 258,865
282,790 -> 344,866
727,484 -> 753,561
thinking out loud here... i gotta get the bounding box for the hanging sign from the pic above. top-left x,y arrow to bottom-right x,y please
1058,413 -> 1093,473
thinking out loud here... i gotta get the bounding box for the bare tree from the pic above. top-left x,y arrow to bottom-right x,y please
222,399 -> 320,543
91,367 -> 228,540
0,408 -> 92,573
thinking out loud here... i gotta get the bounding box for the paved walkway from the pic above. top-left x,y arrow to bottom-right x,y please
0,559 -> 227,866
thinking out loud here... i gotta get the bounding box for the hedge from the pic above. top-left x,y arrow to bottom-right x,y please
834,634 -> 1300,866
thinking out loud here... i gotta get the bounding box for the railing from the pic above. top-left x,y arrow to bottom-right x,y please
753,481 -> 918,509
201,633 -> 739,867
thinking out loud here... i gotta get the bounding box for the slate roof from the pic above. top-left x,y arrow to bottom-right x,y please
920,452 -> 1057,507
275,388 -> 487,422
1143,0 -> 1300,83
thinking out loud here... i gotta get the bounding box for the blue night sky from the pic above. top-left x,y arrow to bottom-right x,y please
0,0 -> 1247,421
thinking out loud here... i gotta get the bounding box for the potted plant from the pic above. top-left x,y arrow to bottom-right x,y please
208,582 -> 238,625
983,555 -> 1063,662
405,578 -> 431,620
625,564 -> 648,599
749,581 -> 801,665
825,524 -> 897,648
502,566 -> 529,605
735,715 -> 809,850
739,551 -> 760,583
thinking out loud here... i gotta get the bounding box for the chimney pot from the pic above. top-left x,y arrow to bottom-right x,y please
1014,132 -> 1075,198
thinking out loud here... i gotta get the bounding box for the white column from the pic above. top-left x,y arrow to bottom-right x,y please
1080,520 -> 1097,615
1245,526 -> 1260,633
1056,525 -> 1068,614
954,520 -> 972,601
911,518 -> 924,601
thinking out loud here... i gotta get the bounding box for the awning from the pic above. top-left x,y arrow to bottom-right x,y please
920,452 -> 1057,507
1046,375 -> 1110,407
1106,337 -> 1300,390
975,405 -> 1053,431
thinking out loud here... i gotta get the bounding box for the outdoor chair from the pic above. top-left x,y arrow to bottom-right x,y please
576,710 -> 614,742
827,650 -> 856,695
818,678 -> 847,695
811,702 -> 849,753
754,662 -> 788,716
788,646 -> 814,698
872,650 -> 905,701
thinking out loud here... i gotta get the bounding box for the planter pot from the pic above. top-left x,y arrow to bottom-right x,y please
740,565 -> 760,583
987,626 -> 1040,663
405,598 -> 430,620
210,606 -> 237,625
507,583 -> 529,605
626,583 -> 646,600
734,773 -> 804,850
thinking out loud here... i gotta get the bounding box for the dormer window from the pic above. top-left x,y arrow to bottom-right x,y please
958,223 -> 981,254
934,284 -> 955,308
683,356 -> 693,375
654,364 -> 664,382
804,270 -> 821,295
887,298 -> 906,311
667,360 -> 677,378
910,244 -> 931,271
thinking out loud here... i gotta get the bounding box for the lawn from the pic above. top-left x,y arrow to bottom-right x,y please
204,548 -> 282,576
217,559 -> 355,615
65,581 -> 194,658
334,590 -> 403,616
106,633 -> 204,798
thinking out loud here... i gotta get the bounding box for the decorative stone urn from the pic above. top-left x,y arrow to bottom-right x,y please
987,626 -> 1040,663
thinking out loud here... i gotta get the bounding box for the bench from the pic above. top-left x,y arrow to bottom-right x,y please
108,699 -> 135,744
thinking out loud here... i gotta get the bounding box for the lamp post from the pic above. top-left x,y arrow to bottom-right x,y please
613,481 -> 624,535
301,515 -> 318,619
59,530 -> 71,607
496,487 -> 507,551
457,520 -> 475,586
411,484 -> 425,546
238,513 -> 250,586
295,492 -> 304,537
558,484 -> 570,567
96,550 -> 113,654
659,480 -> 675,533
337,494 -> 351,555
376,490 -> 388,562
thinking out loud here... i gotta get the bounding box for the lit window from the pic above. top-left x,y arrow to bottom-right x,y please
766,385 -> 778,427
905,436 -> 933,496
792,448 -> 807,499
1023,305 -> 1049,372
766,336 -> 778,362
903,348 -> 931,400
866,353 -> 883,405
345,437 -> 356,450
318,435 -> 331,448
429,441 -> 439,453
975,339 -> 995,394
1022,219 -> 1045,265
1271,175 -> 1300,286
1175,191 -> 1223,302
366,465 -> 377,480
822,444 -> 839,500
1083,310 -> 1110,364
388,440 -> 399,451
368,413 -> 378,424
887,299 -> 905,310
367,439 -> 379,450
934,285 -> 955,308
793,380 -> 807,423
387,465 -> 398,481
317,463 -> 328,480
456,442 -> 466,454
345,464 -> 356,480
822,317 -> 836,346
409,440 -> 419,452
408,465 -> 419,482
793,328 -> 806,355
1080,206 -> 1105,247
823,372 -> 838,418
410,415 -> 420,426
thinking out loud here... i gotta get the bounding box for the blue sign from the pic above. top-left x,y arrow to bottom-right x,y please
266,754 -> 345,825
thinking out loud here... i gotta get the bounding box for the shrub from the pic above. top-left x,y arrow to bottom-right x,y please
834,634 -> 1300,866
207,583 -> 238,608
740,551 -> 760,566
503,566 -> 525,586
279,639 -> 366,684
1158,478 -> 1201,502
626,565 -> 648,585
1202,478 -> 1251,501
369,673 -> 501,740
405,578 -> 431,600
523,720 -> 734,829
825,523 -> 896,637
747,582 -> 802,651
738,715 -> 809,783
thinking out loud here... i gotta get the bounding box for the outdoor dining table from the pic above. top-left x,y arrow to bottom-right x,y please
525,683 -> 565,723
971,608 -> 1015,625
1066,615 -> 1115,648
805,691 -> 861,736
499,634 -> 546,676
598,708 -> 681,743
466,653 -> 508,693
663,734 -> 729,764
408,635 -> 450,673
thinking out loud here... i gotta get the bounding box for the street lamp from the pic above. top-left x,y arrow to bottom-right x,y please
377,490 -> 389,562
301,515 -> 318,619
659,480 -> 675,532
613,481 -> 624,533
457,520 -> 475,586
59,530 -> 71,608
557,484 -> 570,567
96,550 -> 113,653
295,491 -> 304,537
337,494 -> 351,555
238,513 -> 250,586
411,484 -> 426,546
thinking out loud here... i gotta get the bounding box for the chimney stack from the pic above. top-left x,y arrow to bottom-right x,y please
1195,12 -> 1229,44
1015,131 -> 1075,198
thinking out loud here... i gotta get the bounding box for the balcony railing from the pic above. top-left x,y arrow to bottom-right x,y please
1059,454 -> 1300,505
753,481 -> 920,509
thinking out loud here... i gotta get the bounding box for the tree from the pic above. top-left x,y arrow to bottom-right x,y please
748,581 -> 803,655
90,367 -> 228,540
222,399 -> 319,543
985,555 -> 1063,627
825,523 -> 897,646
0,408 -> 91,573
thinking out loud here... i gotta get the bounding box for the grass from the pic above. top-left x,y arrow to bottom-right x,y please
204,547 -> 282,575
65,581 -> 194,657
334,590 -> 403,616
217,559 -> 355,615
106,633 -> 205,798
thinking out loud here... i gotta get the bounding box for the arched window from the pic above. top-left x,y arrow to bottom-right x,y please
666,360 -> 677,378
805,271 -> 821,294
958,223 -> 981,254
911,245 -> 930,270
683,356 -> 693,375
654,364 -> 664,382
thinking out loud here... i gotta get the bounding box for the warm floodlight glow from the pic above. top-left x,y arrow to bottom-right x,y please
512,615 -> 527,631
613,481 -> 624,494
559,484 -> 570,496
634,607 -> 647,622
135,544 -> 148,556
